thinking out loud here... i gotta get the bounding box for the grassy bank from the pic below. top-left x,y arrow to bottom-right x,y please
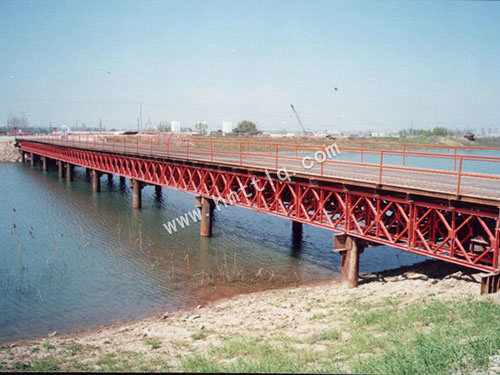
1,262 -> 499,373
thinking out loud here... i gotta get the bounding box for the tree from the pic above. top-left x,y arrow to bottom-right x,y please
157,122 -> 171,132
234,120 -> 260,135
7,112 -> 29,133
431,126 -> 449,136
195,122 -> 208,135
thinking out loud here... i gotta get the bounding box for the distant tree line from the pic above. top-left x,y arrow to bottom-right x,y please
399,127 -> 452,137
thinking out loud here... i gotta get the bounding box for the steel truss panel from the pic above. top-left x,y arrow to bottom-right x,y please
22,142 -> 500,273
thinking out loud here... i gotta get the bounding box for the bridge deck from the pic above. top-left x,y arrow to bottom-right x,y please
17,135 -> 500,204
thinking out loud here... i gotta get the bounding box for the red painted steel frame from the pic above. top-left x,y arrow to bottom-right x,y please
22,141 -> 500,273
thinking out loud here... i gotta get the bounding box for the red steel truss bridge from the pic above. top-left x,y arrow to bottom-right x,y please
15,134 -> 500,293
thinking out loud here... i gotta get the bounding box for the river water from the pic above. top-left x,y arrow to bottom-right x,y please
1,148 -> 498,343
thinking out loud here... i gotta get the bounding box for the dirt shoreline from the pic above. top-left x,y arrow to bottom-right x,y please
1,260 -> 499,373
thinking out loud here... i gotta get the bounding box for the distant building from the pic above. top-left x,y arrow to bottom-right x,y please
171,121 -> 181,133
371,132 -> 386,137
222,121 -> 233,135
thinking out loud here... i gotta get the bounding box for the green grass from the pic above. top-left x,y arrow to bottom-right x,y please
67,343 -> 82,356
12,359 -> 58,372
42,343 -> 55,351
306,329 -> 341,344
182,337 -> 340,373
191,330 -> 209,340
142,337 -> 161,350
181,298 -> 500,374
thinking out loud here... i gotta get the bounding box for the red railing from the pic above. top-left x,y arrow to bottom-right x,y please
16,133 -> 500,199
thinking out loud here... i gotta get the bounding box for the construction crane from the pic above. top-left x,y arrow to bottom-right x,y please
290,104 -> 310,134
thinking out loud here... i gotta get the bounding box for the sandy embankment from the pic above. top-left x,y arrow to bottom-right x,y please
1,260 -> 499,372
0,140 -> 20,163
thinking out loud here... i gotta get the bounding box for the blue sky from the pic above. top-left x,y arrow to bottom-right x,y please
1,0 -> 499,132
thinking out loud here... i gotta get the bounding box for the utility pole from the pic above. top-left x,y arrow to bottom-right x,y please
99,118 -> 102,133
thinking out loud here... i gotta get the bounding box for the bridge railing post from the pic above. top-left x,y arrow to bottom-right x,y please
453,147 -> 458,171
402,144 -> 406,166
360,142 -> 364,163
210,139 -> 213,162
186,139 -> 189,159
275,144 -> 278,170
457,155 -> 463,195
150,138 -> 152,156
166,137 -> 170,157
378,151 -> 384,185
239,142 -> 242,165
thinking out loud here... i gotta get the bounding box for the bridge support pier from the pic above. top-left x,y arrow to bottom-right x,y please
66,163 -> 73,182
30,153 -> 35,168
41,156 -> 47,172
200,197 -> 215,237
292,221 -> 303,241
334,234 -> 364,288
92,170 -> 101,192
119,176 -> 125,185
132,179 -> 143,209
21,151 -> 26,163
107,173 -> 113,184
155,185 -> 162,195
58,161 -> 64,178
481,273 -> 500,295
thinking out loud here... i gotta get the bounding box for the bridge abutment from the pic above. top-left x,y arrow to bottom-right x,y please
334,234 -> 364,288
200,197 -> 215,237
92,170 -> 101,192
132,179 -> 143,209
